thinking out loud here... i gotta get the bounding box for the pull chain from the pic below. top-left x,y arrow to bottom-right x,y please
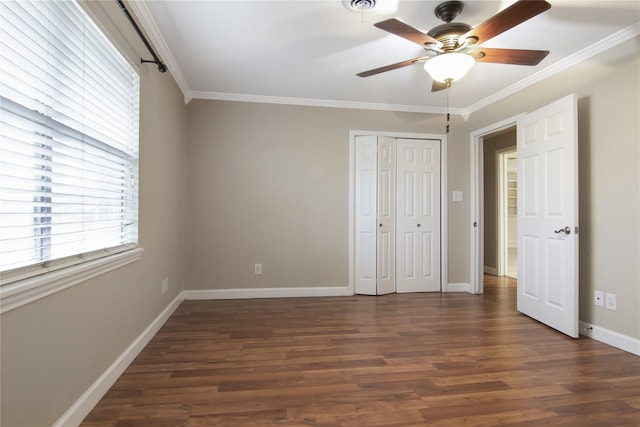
446,81 -> 451,134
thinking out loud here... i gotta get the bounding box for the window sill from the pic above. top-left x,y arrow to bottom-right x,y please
0,248 -> 143,314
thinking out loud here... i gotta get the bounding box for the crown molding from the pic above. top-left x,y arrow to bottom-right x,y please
190,90 -> 469,116
127,0 -> 193,103
466,21 -> 640,116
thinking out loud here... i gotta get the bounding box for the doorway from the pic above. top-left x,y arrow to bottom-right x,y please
469,117 -> 520,295
498,148 -> 517,279
480,127 -> 517,283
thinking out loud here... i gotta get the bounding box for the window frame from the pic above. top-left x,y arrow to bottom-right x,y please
0,248 -> 143,314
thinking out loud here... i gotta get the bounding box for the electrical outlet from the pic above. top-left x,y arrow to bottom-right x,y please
594,290 -> 604,307
254,264 -> 262,275
605,293 -> 617,310
161,277 -> 168,294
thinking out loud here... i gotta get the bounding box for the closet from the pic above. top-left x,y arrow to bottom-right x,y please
354,135 -> 441,295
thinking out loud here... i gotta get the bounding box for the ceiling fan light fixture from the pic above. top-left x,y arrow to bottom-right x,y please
423,52 -> 475,83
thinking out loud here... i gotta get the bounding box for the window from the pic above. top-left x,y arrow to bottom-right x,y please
1,0 -> 140,285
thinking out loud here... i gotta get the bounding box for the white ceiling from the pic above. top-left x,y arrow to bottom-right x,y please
132,0 -> 640,115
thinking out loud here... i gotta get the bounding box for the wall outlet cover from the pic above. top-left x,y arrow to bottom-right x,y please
594,290 -> 604,307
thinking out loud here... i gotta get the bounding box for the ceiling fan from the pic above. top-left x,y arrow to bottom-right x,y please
357,0 -> 552,91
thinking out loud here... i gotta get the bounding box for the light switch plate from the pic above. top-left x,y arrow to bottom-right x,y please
605,293 -> 617,310
452,191 -> 463,202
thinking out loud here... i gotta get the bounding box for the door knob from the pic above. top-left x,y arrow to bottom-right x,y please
417,224 -> 421,227
554,226 -> 571,235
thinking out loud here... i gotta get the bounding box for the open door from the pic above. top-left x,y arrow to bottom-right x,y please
517,94 -> 579,338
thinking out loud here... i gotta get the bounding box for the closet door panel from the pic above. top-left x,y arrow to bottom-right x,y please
376,136 -> 396,295
397,139 -> 441,292
354,136 -> 378,295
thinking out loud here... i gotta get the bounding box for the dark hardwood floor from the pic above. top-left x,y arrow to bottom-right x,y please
82,276 -> 640,426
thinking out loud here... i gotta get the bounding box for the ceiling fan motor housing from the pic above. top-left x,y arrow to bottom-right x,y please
428,22 -> 472,51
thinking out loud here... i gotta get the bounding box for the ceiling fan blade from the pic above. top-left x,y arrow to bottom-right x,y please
431,80 -> 449,92
357,56 -> 429,77
461,0 -> 551,45
374,19 -> 440,47
470,48 -> 549,65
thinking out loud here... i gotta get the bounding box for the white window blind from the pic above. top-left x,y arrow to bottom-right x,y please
0,0 -> 140,283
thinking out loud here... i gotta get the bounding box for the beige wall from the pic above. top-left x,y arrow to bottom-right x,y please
0,3 -> 188,426
467,36 -> 640,340
185,101 -> 471,289
483,130 -> 516,272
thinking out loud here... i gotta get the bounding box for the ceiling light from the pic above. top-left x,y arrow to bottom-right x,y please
424,52 -> 475,84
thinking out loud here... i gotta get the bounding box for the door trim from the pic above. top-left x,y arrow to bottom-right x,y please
469,115 -> 523,294
349,130 -> 448,294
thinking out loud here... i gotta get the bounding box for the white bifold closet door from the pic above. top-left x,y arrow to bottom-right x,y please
396,138 -> 441,293
354,135 -> 396,295
354,135 -> 440,295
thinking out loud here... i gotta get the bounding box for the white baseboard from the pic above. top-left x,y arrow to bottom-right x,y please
182,286 -> 352,300
484,266 -> 498,275
445,282 -> 470,293
579,321 -> 640,356
54,293 -> 185,427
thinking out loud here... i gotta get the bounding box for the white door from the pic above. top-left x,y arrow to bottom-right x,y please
517,94 -> 579,338
354,136 -> 396,295
376,136 -> 396,295
396,139 -> 441,293
354,135 -> 377,295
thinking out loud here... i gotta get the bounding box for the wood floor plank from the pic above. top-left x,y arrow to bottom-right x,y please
81,276 -> 640,426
